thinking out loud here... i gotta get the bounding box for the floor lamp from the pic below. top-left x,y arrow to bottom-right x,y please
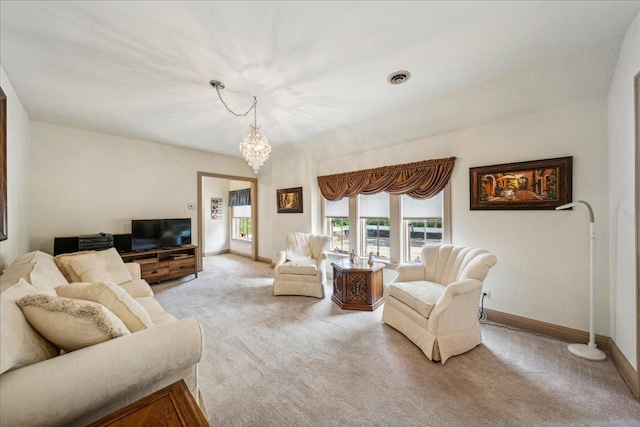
556,200 -> 606,361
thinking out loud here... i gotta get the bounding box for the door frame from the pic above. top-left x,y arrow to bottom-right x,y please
197,172 -> 258,271
634,71 -> 639,400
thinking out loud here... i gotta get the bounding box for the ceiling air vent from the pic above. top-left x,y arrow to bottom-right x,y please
387,70 -> 411,85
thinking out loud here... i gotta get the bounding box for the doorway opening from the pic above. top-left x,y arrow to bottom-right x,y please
197,172 -> 258,272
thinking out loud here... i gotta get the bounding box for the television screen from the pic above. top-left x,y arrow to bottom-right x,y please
131,218 -> 191,251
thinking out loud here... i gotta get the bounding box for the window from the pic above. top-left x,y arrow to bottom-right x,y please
324,198 -> 349,253
402,192 -> 443,262
359,193 -> 390,259
232,205 -> 252,240
321,186 -> 449,265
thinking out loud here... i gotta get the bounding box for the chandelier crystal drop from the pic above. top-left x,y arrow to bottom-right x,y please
210,80 -> 271,174
240,122 -> 271,174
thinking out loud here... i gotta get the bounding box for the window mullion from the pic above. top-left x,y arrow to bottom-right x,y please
389,193 -> 401,264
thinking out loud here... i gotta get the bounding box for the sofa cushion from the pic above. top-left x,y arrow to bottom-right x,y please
278,259 -> 318,276
0,279 -> 59,375
29,257 -> 69,295
17,294 -> 130,352
135,296 -> 167,321
11,250 -> 55,265
387,281 -> 446,318
70,248 -> 133,285
151,312 -> 178,326
1,262 -> 35,293
1,258 -> 68,295
120,279 -> 154,298
56,282 -> 153,332
55,251 -> 95,282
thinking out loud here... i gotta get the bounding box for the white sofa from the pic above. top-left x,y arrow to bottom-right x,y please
382,244 -> 497,364
273,232 -> 331,298
0,249 -> 207,427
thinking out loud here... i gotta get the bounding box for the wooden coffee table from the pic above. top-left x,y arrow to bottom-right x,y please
87,380 -> 208,427
331,258 -> 385,311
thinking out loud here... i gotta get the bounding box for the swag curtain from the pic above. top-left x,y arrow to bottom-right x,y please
228,188 -> 251,207
317,157 -> 456,201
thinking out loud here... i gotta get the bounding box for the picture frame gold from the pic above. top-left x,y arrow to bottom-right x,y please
469,157 -> 572,210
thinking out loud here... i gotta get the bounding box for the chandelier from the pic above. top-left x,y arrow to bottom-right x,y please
210,80 -> 271,174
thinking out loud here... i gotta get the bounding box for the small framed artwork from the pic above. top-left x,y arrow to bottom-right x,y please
276,187 -> 303,213
211,198 -> 223,220
469,156 -> 572,210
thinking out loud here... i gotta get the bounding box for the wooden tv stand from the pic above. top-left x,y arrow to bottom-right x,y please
120,245 -> 198,283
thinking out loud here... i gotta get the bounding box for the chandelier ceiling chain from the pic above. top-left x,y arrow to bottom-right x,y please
210,80 -> 271,174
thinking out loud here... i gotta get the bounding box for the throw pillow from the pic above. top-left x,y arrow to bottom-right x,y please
70,248 -> 133,285
54,251 -> 95,282
56,282 -> 153,332
0,279 -> 59,375
16,294 -> 130,352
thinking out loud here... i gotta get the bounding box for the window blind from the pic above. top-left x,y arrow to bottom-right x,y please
324,197 -> 348,218
402,192 -> 443,219
233,205 -> 251,218
359,193 -> 389,218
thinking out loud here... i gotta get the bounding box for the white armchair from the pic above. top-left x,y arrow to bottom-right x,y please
382,244 -> 497,363
273,232 -> 331,298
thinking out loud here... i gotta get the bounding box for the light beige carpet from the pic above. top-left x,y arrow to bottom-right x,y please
154,254 -> 640,426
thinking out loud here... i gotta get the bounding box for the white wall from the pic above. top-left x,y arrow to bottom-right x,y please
30,122 -> 253,254
258,152 -> 320,261
230,239 -> 252,256
292,98 -> 608,335
0,66 -> 32,269
202,177 -> 229,255
608,12 -> 639,369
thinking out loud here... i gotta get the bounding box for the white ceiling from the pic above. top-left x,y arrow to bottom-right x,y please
0,1 -> 637,159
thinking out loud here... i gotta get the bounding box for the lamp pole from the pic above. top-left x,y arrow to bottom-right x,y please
556,200 -> 606,361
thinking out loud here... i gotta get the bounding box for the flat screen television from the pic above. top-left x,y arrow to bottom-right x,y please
131,218 -> 191,251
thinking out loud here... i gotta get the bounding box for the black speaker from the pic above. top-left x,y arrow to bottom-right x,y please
113,233 -> 132,253
53,237 -> 79,256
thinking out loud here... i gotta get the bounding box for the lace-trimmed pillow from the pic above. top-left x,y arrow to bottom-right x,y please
70,248 -> 133,285
16,294 -> 130,352
56,282 -> 153,332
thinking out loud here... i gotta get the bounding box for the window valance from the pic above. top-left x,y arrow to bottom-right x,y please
317,157 -> 456,201
228,188 -> 251,207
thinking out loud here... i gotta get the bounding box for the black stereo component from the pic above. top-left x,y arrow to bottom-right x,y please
77,233 -> 114,251
53,236 -> 79,256
113,233 -> 132,253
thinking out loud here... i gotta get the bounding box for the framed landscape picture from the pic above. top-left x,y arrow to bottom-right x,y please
276,187 -> 303,213
469,156 -> 572,210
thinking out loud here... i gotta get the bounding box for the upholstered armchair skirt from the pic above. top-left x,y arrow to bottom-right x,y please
382,244 -> 497,363
273,232 -> 331,298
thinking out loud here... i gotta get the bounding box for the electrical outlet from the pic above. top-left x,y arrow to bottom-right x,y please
484,291 -> 491,299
